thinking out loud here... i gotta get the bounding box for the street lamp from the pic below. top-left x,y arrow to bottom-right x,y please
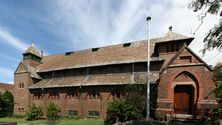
146,16 -> 151,120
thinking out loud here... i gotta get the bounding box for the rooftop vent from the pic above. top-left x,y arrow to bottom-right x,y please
123,43 -> 131,47
92,48 -> 100,52
65,52 -> 74,56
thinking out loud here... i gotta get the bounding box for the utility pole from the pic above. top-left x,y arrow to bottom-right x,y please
146,16 -> 151,120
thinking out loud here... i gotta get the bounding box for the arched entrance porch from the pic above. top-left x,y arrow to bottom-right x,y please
172,71 -> 199,115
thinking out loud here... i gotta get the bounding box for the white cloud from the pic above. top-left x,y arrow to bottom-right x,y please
147,0 -> 220,65
33,0 -> 221,65
0,53 -> 19,63
0,67 -> 14,84
0,27 -> 28,51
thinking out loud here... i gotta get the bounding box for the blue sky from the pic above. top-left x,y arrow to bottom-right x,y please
0,0 -> 220,83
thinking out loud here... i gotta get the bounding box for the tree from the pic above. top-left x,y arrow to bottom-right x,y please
189,0 -> 221,54
123,83 -> 158,118
0,93 -> 3,117
105,99 -> 142,125
1,91 -> 14,116
212,63 -> 222,110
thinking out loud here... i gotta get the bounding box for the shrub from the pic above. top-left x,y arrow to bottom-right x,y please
46,102 -> 61,125
105,99 -> 142,125
26,104 -> 43,121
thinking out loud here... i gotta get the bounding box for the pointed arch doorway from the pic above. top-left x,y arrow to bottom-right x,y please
174,85 -> 194,114
172,71 -> 199,115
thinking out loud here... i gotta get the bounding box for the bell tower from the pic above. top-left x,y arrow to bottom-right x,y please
22,43 -> 43,68
14,44 -> 42,115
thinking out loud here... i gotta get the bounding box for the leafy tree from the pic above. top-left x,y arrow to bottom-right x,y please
46,102 -> 61,125
26,104 -> 43,121
212,63 -> 222,110
189,0 -> 221,54
123,83 -> 158,118
1,91 -> 14,116
0,93 -> 3,117
105,99 -> 142,125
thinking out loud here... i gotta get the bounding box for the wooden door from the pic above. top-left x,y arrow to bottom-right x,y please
174,85 -> 193,114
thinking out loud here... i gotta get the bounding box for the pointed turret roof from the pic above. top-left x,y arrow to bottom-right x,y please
23,43 -> 42,58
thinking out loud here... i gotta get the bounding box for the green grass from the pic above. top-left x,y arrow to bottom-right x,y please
0,117 -> 104,125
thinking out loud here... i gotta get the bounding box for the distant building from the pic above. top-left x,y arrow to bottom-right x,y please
0,83 -> 14,94
13,29 -> 217,119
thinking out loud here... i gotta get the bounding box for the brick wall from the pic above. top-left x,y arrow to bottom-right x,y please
30,86 -> 123,119
156,48 -> 217,118
0,83 -> 14,94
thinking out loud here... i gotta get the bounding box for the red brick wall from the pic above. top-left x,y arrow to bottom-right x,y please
30,86 -> 120,119
156,65 -> 217,118
0,83 -> 14,94
14,72 -> 35,115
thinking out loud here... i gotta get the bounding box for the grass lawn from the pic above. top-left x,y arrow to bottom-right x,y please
0,117 -> 104,125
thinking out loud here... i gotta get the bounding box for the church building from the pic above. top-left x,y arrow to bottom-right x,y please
13,28 -> 217,119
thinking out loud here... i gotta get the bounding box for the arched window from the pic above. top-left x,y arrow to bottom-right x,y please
66,92 -> 79,101
48,91 -> 60,100
32,92 -> 43,100
88,91 -> 100,100
110,91 -> 122,100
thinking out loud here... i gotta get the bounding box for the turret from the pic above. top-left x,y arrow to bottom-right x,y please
14,44 -> 42,115
22,44 -> 43,67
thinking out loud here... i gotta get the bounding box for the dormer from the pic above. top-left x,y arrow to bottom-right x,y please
154,27 -> 194,56
22,44 -> 43,67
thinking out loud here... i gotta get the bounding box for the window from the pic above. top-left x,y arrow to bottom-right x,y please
66,92 -> 79,101
19,82 -> 24,88
88,111 -> 99,117
65,52 -> 74,56
88,91 -> 100,100
92,48 -> 100,52
123,43 -> 131,47
68,110 -> 78,117
32,93 -> 43,100
170,44 -> 175,52
166,45 -> 169,53
48,91 -> 60,100
110,92 -> 121,100
176,44 -> 179,51
180,56 -> 192,63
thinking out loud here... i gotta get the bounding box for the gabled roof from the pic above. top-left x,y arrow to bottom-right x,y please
20,31 -> 192,73
157,31 -> 194,43
14,62 -> 42,79
23,44 -> 42,58
160,45 -> 213,73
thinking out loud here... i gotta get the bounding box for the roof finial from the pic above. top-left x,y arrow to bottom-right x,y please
169,26 -> 172,32
31,42 -> 36,47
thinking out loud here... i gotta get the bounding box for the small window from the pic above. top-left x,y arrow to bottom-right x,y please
88,91 -> 100,100
88,111 -> 99,117
110,92 -> 121,100
170,44 -> 175,52
92,48 -> 100,52
180,56 -> 192,63
68,110 -> 78,117
19,82 -> 24,88
166,45 -> 169,53
66,92 -> 79,100
176,44 -> 179,51
65,52 -> 74,56
48,91 -> 60,100
123,43 -> 131,47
